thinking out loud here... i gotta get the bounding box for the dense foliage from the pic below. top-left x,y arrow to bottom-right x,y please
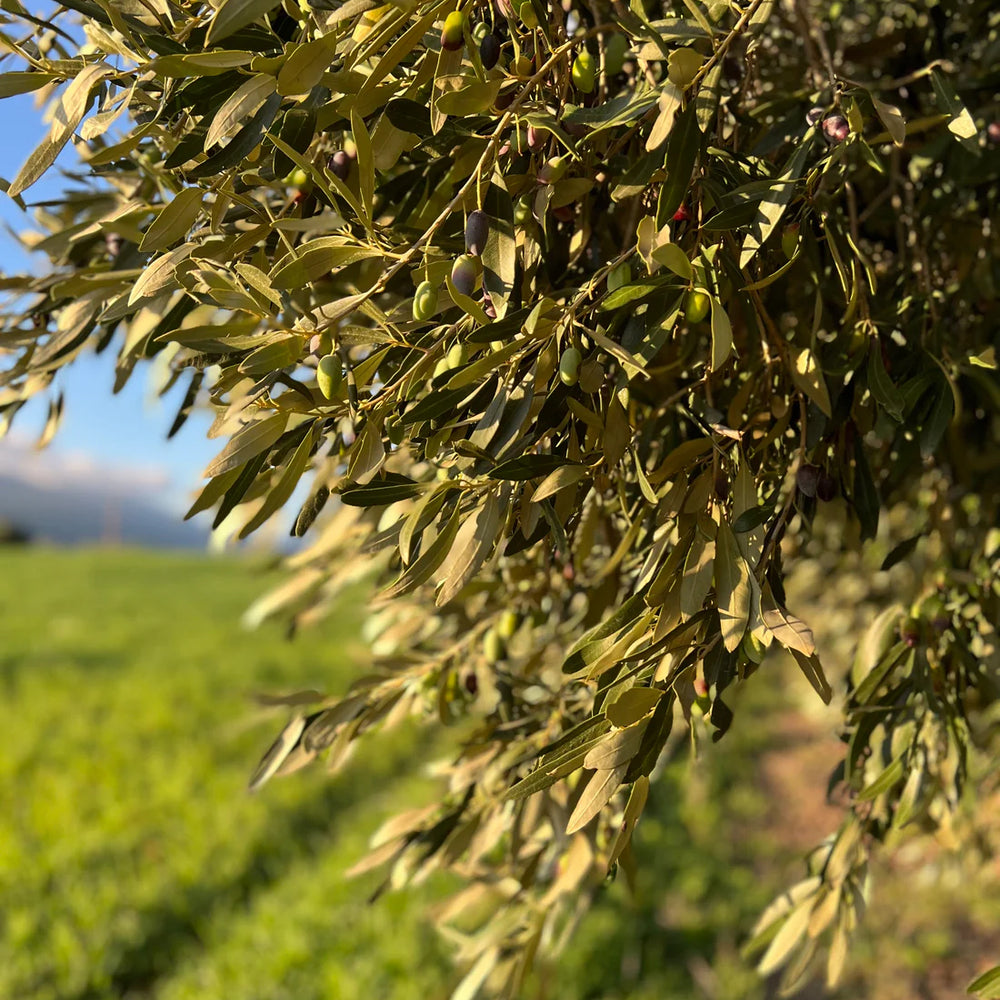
2,0 -> 999,995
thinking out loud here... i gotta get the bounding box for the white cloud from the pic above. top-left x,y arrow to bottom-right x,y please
0,433 -> 169,495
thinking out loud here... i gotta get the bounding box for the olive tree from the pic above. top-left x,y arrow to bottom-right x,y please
2,0 -> 999,994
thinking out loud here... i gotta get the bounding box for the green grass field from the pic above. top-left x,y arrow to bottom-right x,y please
0,547 -> 456,1000
1,547 -> 996,1000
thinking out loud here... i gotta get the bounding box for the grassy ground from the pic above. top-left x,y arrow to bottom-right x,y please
1,547 -> 996,1000
0,547 -> 454,1000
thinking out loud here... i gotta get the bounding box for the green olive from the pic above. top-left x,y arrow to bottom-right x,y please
741,630 -> 766,664
781,223 -> 800,259
559,346 -> 582,386
571,51 -> 596,93
685,290 -> 711,324
513,53 -> 533,77
412,280 -> 438,322
607,262 -> 631,291
604,33 -> 628,76
317,354 -> 342,399
284,167 -> 310,190
483,628 -> 506,663
497,610 -> 520,640
447,343 -> 469,369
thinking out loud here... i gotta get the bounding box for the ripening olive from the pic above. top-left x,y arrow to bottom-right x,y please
412,280 -> 438,322
465,210 -> 490,256
309,332 -> 333,356
451,254 -> 479,296
317,354 -> 342,399
685,290 -> 711,324
538,155 -> 568,184
900,616 -> 922,648
604,33 -> 628,76
559,347 -> 582,386
572,51 -> 596,93
480,32 -> 501,69
822,114 -> 849,143
441,10 -> 466,51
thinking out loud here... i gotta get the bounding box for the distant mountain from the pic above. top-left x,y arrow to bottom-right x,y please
0,443 -> 209,549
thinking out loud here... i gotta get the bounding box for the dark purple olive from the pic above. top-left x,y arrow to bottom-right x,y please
988,122 -> 1000,143
527,125 -> 544,151
900,617 -> 922,648
816,471 -> 837,502
796,463 -> 821,498
806,106 -> 826,127
494,88 -> 516,111
480,32 -> 501,69
822,114 -> 850,144
328,150 -> 351,180
463,672 -> 479,695
714,470 -> 730,501
465,210 -> 490,255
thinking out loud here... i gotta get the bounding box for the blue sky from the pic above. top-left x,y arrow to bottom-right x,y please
1,88 -> 219,517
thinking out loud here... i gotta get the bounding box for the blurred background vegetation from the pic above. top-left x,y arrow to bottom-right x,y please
3,537 -> 997,999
